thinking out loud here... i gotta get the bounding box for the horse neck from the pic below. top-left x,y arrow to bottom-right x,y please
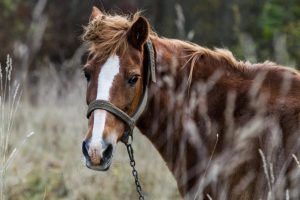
137,36 -> 232,150
138,36 -> 192,143
137,36 -> 300,197
137,37 -> 208,189
136,36 -> 249,194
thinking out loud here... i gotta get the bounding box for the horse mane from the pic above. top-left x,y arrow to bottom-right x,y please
82,11 -> 156,62
82,12 -> 135,62
82,11 -> 240,68
173,40 -> 240,84
82,11 -> 298,84
175,39 -> 300,84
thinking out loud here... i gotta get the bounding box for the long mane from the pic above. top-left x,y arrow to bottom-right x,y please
82,12 -> 298,82
82,12 -> 238,65
172,39 -> 240,84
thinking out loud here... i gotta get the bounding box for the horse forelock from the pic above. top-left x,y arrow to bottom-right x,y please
82,11 -> 155,62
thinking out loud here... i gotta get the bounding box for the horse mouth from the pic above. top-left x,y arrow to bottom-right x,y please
85,157 -> 112,171
82,141 -> 113,171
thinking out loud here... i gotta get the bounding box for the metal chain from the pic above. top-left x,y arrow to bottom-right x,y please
125,136 -> 145,200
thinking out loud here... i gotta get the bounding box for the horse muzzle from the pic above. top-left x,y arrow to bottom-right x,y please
82,140 -> 113,171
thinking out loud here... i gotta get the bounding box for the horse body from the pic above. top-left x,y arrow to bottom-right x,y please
81,7 -> 300,199
137,36 -> 300,199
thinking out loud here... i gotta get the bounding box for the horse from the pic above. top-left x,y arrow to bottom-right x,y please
81,6 -> 300,200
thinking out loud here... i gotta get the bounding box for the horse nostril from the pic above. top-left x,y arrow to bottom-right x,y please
103,144 -> 113,160
82,140 -> 90,159
82,140 -> 113,164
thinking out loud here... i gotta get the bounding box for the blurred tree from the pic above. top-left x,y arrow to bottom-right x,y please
0,0 -> 33,59
1,0 -> 300,88
260,0 -> 300,66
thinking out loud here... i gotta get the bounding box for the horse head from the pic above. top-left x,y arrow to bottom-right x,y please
81,7 -> 152,171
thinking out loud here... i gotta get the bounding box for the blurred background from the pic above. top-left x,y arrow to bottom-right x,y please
0,0 -> 299,199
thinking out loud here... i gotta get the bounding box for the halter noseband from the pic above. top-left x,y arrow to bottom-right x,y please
86,40 -> 156,143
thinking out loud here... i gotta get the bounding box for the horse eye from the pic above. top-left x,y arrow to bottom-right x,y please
84,71 -> 91,81
81,52 -> 95,65
81,52 -> 89,65
128,75 -> 139,85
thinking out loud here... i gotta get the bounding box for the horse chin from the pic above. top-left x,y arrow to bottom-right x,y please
85,157 -> 112,171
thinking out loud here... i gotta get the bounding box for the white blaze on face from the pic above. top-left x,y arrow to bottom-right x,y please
90,55 -> 120,148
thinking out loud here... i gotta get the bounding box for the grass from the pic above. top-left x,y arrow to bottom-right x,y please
0,57 -> 180,200
0,55 -> 31,200
1,52 -> 300,199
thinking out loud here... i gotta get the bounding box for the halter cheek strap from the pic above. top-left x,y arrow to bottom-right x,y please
86,40 -> 156,143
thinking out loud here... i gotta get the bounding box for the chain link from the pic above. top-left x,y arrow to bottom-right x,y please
125,136 -> 145,200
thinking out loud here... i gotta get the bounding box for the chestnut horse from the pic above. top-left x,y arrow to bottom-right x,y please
81,7 -> 300,200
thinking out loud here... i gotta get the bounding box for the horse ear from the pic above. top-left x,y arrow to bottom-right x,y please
127,16 -> 150,50
89,6 -> 103,22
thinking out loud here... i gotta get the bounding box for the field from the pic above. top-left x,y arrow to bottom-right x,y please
1,47 -> 300,200
0,59 -> 180,200
1,1 -> 300,199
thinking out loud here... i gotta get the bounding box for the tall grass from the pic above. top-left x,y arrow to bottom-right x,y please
2,55 -> 300,199
1,5 -> 299,198
0,55 -> 34,200
0,55 -> 20,199
0,58 -> 179,200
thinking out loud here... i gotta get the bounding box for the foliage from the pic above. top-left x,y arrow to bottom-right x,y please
0,55 -> 35,200
1,0 -> 300,69
259,0 -> 300,65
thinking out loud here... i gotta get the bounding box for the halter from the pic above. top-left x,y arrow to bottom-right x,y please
86,40 -> 156,200
86,40 -> 156,143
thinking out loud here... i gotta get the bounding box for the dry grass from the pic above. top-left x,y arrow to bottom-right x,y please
0,55 -> 33,200
2,3 -> 300,200
0,60 -> 180,200
1,52 -> 300,200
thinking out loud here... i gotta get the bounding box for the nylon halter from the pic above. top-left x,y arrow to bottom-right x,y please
86,40 -> 156,143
